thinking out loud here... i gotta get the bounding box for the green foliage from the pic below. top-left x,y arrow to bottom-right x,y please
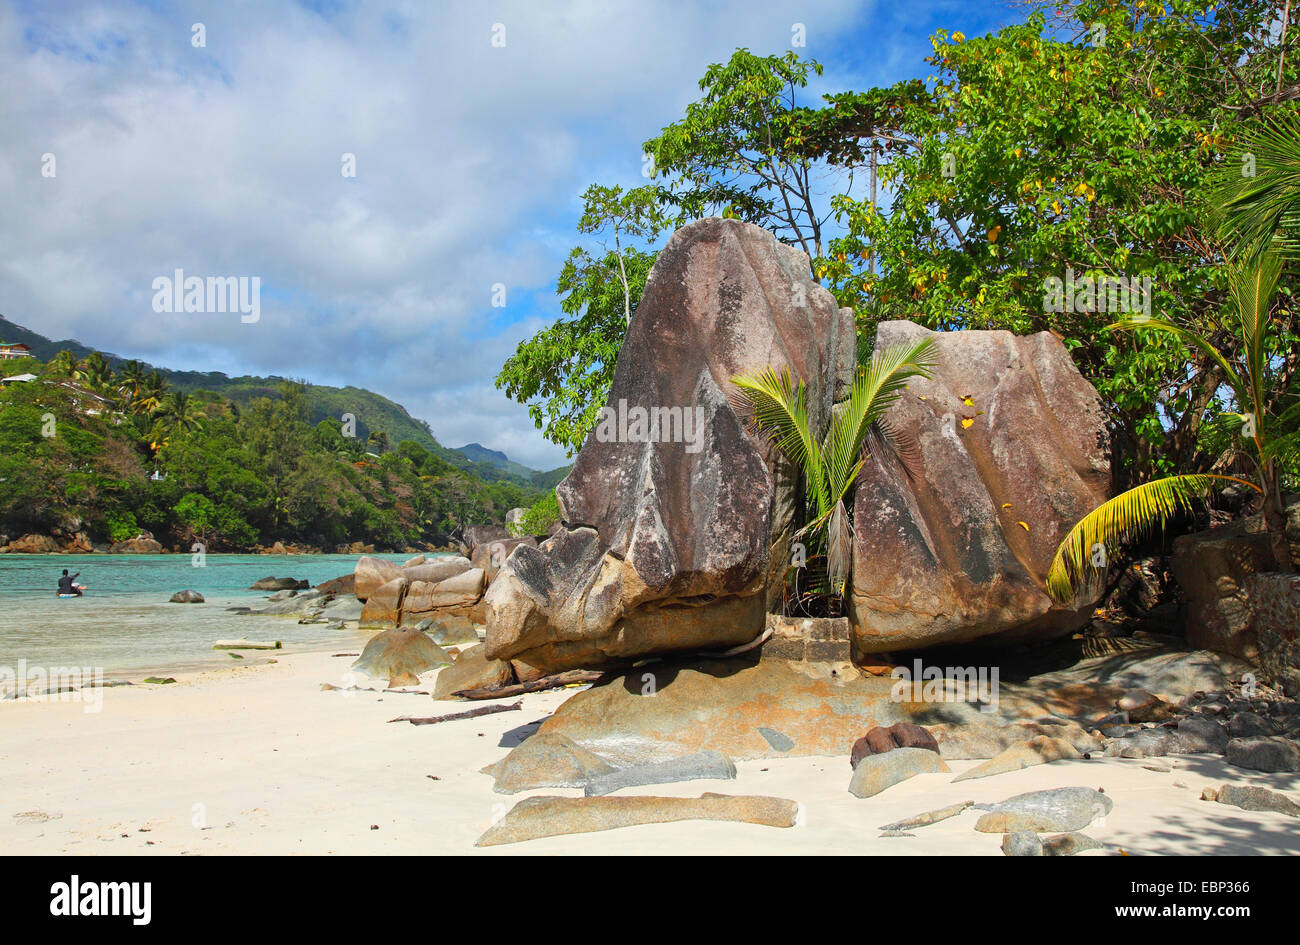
0,355 -> 541,551
104,509 -> 139,543
732,338 -> 937,604
497,226 -> 658,455
818,1 -> 1300,485
644,48 -> 832,259
511,490 -> 561,538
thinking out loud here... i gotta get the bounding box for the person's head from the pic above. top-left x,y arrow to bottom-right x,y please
62,569 -> 68,576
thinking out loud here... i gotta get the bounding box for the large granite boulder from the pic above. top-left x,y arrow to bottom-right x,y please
485,218 -> 854,671
354,555 -> 401,601
851,320 -> 1111,653
1170,497 -> 1300,659
351,627 -> 452,688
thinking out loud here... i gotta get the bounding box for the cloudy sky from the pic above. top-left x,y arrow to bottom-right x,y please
1,0 -> 1016,470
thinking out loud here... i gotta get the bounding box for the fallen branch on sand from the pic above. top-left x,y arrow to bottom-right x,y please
389,700 -> 523,725
452,669 -> 608,700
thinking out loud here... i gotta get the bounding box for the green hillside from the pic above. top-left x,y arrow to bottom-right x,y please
1,314 -> 566,489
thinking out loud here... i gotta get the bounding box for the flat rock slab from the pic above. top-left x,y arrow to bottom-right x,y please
536,657 -> 915,764
849,747 -> 950,799
1215,784 -> 1300,817
475,793 -> 800,846
1226,736 -> 1300,772
952,735 -> 1081,782
974,786 -> 1112,833
584,751 -> 737,797
489,733 -> 616,795
931,719 -> 1101,760
879,801 -> 973,832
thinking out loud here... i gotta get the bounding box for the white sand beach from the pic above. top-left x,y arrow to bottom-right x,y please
3,648 -> 1297,856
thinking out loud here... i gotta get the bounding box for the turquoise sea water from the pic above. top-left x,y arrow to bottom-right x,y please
0,553 -> 415,676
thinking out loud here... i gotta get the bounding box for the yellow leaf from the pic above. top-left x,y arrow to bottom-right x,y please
1016,521 -> 1030,532
1001,503 -> 1012,509
1052,199 -> 1062,214
987,225 -> 1001,243
1013,147 -> 1022,159
961,417 -> 975,429
953,31 -> 966,42
961,395 -> 975,406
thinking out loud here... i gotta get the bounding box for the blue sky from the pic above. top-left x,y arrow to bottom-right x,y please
1,0 -> 1020,469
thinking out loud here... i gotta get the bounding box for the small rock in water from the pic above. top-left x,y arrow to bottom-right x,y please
169,590 -> 204,604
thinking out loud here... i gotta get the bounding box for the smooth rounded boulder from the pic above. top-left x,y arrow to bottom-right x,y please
350,627 -> 451,688
851,320 -> 1111,653
485,218 -> 855,672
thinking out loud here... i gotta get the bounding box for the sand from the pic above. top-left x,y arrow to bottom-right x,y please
2,649 -> 1298,856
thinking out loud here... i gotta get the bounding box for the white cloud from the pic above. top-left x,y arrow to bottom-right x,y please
0,0 -> 877,472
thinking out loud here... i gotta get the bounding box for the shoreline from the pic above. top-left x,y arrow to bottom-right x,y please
3,646 -> 1298,856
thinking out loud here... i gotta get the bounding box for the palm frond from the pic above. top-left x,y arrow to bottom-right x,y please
1110,316 -> 1248,409
1047,474 -> 1260,603
824,338 -> 937,510
731,366 -> 827,515
1214,113 -> 1300,261
1226,248 -> 1282,414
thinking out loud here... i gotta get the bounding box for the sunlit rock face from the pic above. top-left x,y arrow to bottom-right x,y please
485,218 -> 854,671
851,320 -> 1111,653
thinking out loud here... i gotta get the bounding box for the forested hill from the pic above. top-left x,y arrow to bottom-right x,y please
0,314 -> 566,489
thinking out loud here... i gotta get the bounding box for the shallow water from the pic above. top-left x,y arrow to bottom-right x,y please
0,553 -> 421,676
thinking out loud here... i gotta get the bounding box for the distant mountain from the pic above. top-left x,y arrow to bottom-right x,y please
0,314 -> 571,489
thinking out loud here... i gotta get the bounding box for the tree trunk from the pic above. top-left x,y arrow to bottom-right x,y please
1261,457 -> 1295,572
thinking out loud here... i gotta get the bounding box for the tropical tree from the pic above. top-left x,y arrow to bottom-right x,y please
732,337 -> 937,607
117,360 -> 147,407
1048,249 -> 1297,602
161,391 -> 205,435
48,349 -> 78,377
644,48 -> 836,262
1215,113 -> 1300,262
133,371 -> 168,416
74,351 -> 114,394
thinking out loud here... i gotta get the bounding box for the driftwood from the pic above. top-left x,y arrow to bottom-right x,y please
389,700 -> 523,725
452,669 -> 609,700
214,639 -> 281,650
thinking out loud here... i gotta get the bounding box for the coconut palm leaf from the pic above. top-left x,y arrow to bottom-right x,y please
1225,248 -> 1282,419
1047,474 -> 1261,603
824,337 -> 937,513
731,366 -> 828,516
1109,315 -> 1248,408
1214,114 -> 1300,261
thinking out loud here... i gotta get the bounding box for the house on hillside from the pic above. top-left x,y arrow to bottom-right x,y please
0,373 -> 37,386
0,342 -> 32,360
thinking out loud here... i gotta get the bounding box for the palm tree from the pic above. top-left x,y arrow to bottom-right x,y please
48,349 -> 77,377
133,371 -> 167,416
1048,249 -> 1296,602
162,391 -> 205,435
1214,113 -> 1300,262
732,338 -> 937,602
117,360 -> 147,406
74,351 -> 113,394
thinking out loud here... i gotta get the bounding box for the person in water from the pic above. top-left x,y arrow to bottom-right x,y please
57,569 -> 82,597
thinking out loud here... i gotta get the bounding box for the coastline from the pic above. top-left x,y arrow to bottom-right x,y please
4,647 -> 1298,856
